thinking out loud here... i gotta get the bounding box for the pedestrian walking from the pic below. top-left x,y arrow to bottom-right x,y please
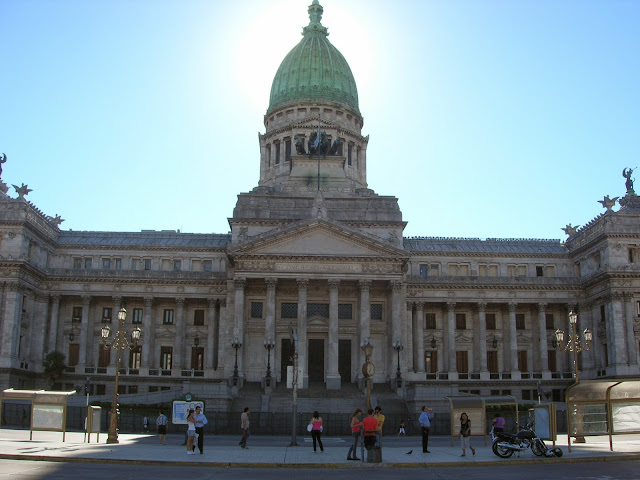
459,412 -> 475,456
398,420 -> 406,437
186,409 -> 196,455
346,408 -> 362,461
192,405 -> 208,454
156,411 -> 168,445
362,409 -> 378,450
374,406 -> 385,445
143,416 -> 149,433
419,406 -> 434,453
239,407 -> 250,449
308,410 -> 324,453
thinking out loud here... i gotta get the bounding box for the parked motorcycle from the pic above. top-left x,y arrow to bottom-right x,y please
491,423 -> 562,458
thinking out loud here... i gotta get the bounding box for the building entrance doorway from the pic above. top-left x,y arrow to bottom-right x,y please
308,339 -> 325,383
339,339 -> 351,383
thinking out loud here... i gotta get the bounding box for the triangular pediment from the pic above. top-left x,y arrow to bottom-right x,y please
230,219 -> 406,259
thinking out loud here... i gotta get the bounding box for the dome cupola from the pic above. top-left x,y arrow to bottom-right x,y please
267,1 -> 360,115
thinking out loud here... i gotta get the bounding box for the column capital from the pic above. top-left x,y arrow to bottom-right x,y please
219,298 -> 227,308
234,277 -> 247,289
537,302 -> 547,311
415,301 -> 424,310
358,279 -> 372,291
82,295 -> 92,306
390,280 -> 403,292
406,301 -> 414,310
447,302 -> 456,311
296,278 -> 309,290
328,279 -> 341,290
208,298 -> 218,308
265,277 -> 278,289
50,294 -> 61,303
144,297 -> 154,308
508,302 -> 518,312
477,302 -> 487,311
623,292 -> 634,301
176,297 -> 185,307
111,296 -> 122,306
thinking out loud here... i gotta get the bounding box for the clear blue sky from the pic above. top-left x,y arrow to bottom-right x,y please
1,0 -> 638,240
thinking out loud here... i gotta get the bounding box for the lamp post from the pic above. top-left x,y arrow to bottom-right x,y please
231,336 -> 242,386
101,308 -> 141,444
289,325 -> 299,447
392,338 -> 403,389
361,337 -> 374,411
555,310 -> 592,444
264,335 -> 275,387
555,310 -> 592,383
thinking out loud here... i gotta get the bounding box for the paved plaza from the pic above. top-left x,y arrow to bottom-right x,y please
0,429 -> 638,468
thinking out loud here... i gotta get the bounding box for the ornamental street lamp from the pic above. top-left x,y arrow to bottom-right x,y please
361,337 -> 374,412
555,310 -> 593,383
101,308 -> 141,444
264,335 -> 275,387
392,338 -> 403,389
231,336 -> 242,386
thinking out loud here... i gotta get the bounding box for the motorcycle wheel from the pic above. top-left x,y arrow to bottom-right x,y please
532,439 -> 546,456
492,441 -> 515,458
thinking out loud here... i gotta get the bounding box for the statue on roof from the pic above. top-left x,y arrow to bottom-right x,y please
0,153 -> 6,178
12,183 -> 32,200
623,168 -> 635,194
598,195 -> 619,213
308,130 -> 330,156
562,224 -> 579,236
294,135 -> 306,155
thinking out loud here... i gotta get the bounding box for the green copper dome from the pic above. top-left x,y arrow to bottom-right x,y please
268,1 -> 360,114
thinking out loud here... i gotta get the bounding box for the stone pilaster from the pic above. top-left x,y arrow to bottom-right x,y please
538,303 -> 549,373
478,302 -> 488,374
207,298 -> 217,370
79,295 -> 92,366
297,278 -> 309,388
327,279 -> 341,389
47,295 -> 61,353
233,278 -> 246,382
624,293 -> 637,366
415,302 -> 425,373
446,302 -> 456,376
358,279 -> 371,378
508,303 -> 519,375
141,297 -> 154,368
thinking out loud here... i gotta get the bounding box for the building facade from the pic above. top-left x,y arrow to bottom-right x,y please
0,1 -> 638,410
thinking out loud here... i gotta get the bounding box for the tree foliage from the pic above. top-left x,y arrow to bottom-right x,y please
43,351 -> 66,387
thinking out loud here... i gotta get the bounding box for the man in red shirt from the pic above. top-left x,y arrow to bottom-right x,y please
362,409 -> 379,450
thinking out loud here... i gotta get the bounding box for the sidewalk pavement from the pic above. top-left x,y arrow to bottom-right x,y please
0,429 -> 639,468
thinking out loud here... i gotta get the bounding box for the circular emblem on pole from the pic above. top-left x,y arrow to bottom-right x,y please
362,361 -> 375,378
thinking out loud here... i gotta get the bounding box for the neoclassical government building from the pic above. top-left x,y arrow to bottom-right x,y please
1,1 -> 638,409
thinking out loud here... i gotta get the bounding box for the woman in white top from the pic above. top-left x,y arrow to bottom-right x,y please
186,409 -> 196,455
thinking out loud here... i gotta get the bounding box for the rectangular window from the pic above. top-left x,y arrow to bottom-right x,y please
522,389 -> 531,400
102,258 -> 111,269
425,313 -> 436,330
629,247 -> 638,263
144,259 -> 151,270
173,260 -> 181,271
194,309 -> 205,326
285,139 -> 291,162
517,350 -> 528,371
73,258 -> 82,269
370,304 -> 383,320
163,309 -> 174,325
536,266 -> 544,277
338,304 -> 352,320
600,305 -> 606,322
516,313 -> 526,330
267,144 -> 271,167
72,306 -> 82,323
419,264 -> 428,277
487,350 -> 498,373
425,351 -> 438,373
250,302 -> 263,319
202,260 -> 212,272
129,346 -> 141,369
191,347 -> 204,370
131,258 -> 139,270
102,307 -> 112,323
68,343 -> 80,366
96,384 -> 106,395
486,313 -> 496,330
636,301 -> 640,317
547,350 -> 557,372
348,144 -> 353,165
456,313 -> 466,330
281,303 -> 298,319
456,350 -> 469,373
275,142 -> 281,164
114,258 -> 122,270
98,347 -> 110,367
307,303 -> 329,318
84,258 -> 92,269
545,313 -> 555,330
132,308 -> 143,324
161,346 -> 173,370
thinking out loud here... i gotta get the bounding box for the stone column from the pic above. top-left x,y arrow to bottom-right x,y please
508,303 -> 519,374
141,297 -> 154,368
358,280 -> 371,379
30,294 -> 49,371
538,303 -> 549,373
610,293 -> 628,367
415,302 -> 425,373
406,302 -> 414,372
233,279 -> 246,381
297,278 -> 309,388
79,295 -> 92,366
264,278 -> 277,381
0,284 -> 21,367
47,295 -> 61,353
446,302 -> 456,376
216,298 -> 226,372
390,281 -> 403,379
624,293 -> 637,366
578,303 -> 595,373
174,297 -> 186,370
207,298 -> 218,370
478,302 -> 488,374
108,296 -> 122,367
327,279 -> 341,389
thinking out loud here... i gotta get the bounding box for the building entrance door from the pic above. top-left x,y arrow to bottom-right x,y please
308,339 -> 325,383
338,339 -> 351,383
280,339 -> 294,382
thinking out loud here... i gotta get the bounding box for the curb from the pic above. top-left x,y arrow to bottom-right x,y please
1,453 -> 640,468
